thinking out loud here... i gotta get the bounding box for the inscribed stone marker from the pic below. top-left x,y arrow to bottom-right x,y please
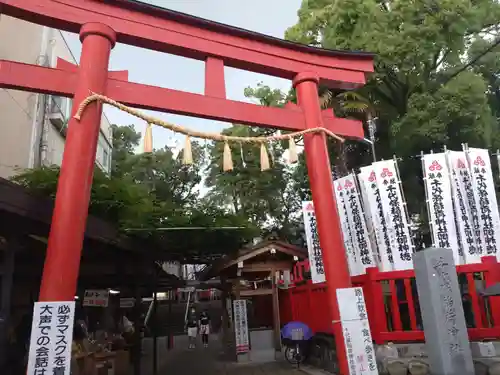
413,247 -> 474,375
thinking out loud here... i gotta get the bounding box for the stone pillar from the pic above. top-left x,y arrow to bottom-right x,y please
413,247 -> 474,375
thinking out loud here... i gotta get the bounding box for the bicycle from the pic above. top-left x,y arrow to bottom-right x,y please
284,341 -> 305,367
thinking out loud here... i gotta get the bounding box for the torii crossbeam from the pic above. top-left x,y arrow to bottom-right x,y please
0,1 -> 374,373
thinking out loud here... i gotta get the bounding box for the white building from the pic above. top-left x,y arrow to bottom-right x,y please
0,16 -> 113,179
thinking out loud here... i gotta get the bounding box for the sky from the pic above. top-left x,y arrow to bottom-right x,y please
64,0 -> 303,151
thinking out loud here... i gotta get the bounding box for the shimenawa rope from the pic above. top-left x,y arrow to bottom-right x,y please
74,92 -> 345,171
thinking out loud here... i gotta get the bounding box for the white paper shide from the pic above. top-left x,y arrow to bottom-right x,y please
337,287 -> 378,375
302,201 -> 326,283
233,299 -> 249,354
422,153 -> 462,265
27,301 -> 76,375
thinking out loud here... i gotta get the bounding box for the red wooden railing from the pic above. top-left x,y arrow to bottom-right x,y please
279,256 -> 500,343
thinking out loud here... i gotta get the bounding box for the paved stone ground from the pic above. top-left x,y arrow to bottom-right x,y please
147,335 -> 307,375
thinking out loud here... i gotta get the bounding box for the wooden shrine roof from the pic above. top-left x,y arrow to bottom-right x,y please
198,240 -> 308,280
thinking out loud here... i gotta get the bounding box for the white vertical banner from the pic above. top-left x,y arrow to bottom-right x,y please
358,166 -> 394,272
422,153 -> 463,265
333,180 -> 363,276
373,160 -> 414,270
27,301 -> 76,375
447,151 -> 481,263
302,201 -> 326,283
233,300 -> 249,354
466,148 -> 500,259
337,288 -> 378,375
335,174 -> 376,274
357,170 -> 380,265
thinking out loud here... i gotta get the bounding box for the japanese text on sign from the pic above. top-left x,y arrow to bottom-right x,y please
337,288 -> 378,375
83,289 -> 109,307
233,300 -> 249,354
27,301 -> 76,375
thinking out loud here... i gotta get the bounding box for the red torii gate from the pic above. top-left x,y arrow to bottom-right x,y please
0,0 -> 374,372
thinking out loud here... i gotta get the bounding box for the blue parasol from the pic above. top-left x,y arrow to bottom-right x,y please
281,321 -> 313,341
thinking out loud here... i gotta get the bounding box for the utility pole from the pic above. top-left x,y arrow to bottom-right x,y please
367,113 -> 378,162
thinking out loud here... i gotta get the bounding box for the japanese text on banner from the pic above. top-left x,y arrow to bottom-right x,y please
302,201 -> 326,283
446,151 -> 480,264
466,148 -> 500,259
373,160 -> 414,270
358,166 -> 393,272
422,153 -> 463,265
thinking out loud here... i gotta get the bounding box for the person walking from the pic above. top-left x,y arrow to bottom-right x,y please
186,307 -> 198,349
199,310 -> 211,348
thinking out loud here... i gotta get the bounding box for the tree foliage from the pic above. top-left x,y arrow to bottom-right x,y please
285,0 -> 500,216
10,125 -> 253,238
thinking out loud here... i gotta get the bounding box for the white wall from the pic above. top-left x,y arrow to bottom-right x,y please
0,16 -> 44,178
45,27 -> 113,173
0,16 -> 113,178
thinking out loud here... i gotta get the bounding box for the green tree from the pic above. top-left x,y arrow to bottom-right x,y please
286,0 -> 500,214
110,124 -> 141,177
11,125 -> 253,238
204,84 -> 303,242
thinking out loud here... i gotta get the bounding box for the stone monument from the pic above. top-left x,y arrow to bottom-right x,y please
413,247 -> 474,375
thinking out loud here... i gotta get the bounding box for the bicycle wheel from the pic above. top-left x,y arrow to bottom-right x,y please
285,346 -> 298,364
285,344 -> 304,365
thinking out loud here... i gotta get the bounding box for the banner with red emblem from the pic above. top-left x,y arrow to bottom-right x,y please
422,153 -> 463,265
372,160 -> 414,270
446,151 -> 481,264
333,174 -> 376,276
466,148 -> 500,259
358,166 -> 394,272
302,201 -> 326,283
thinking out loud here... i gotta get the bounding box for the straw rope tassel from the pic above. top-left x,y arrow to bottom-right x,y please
288,137 -> 298,164
223,141 -> 233,171
144,123 -> 153,153
72,93 -> 347,172
260,143 -> 270,171
183,136 -> 193,165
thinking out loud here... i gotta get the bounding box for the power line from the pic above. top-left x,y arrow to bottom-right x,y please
436,37 -> 500,90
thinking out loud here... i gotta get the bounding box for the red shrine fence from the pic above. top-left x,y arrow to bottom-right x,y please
279,257 -> 500,343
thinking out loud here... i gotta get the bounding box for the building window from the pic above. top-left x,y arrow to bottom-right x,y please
103,149 -> 109,167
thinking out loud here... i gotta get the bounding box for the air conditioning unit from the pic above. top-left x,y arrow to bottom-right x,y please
47,96 -> 67,131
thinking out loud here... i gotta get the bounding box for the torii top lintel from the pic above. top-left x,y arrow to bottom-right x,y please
1,0 -> 373,87
0,0 -> 375,138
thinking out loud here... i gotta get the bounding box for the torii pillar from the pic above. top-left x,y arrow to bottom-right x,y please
294,72 -> 352,375
38,23 -> 117,301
